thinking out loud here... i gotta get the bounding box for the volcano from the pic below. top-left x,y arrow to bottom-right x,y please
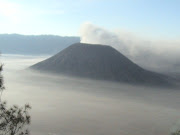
30,43 -> 172,86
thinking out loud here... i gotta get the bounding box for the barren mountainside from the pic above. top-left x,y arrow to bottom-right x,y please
31,43 -> 172,86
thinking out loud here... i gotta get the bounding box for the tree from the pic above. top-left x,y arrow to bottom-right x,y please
0,65 -> 4,100
172,131 -> 180,135
0,64 -> 31,135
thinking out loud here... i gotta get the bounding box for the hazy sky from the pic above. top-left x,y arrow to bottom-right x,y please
0,0 -> 180,39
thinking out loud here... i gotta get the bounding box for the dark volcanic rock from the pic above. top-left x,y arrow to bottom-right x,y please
31,43 -> 172,86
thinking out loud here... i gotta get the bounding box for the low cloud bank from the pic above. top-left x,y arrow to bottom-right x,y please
80,23 -> 180,73
2,55 -> 180,135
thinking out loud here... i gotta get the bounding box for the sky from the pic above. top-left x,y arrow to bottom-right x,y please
0,0 -> 180,39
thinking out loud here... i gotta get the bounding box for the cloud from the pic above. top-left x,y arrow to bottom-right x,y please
80,23 -> 180,73
2,55 -> 180,135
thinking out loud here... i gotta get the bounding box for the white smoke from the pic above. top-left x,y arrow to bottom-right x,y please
80,23 -> 180,73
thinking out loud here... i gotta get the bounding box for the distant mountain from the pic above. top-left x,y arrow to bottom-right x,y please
0,34 -> 80,55
30,43 -> 174,86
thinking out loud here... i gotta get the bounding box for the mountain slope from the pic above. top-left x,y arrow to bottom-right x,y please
0,34 -> 80,54
31,43 -> 172,86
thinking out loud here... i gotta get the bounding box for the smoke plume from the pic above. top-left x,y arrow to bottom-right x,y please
80,23 -> 180,73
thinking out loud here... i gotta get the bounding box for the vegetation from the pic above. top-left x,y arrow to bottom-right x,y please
0,64 -> 31,135
172,131 -> 180,135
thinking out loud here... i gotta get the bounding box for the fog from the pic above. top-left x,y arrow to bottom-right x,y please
80,23 -> 180,73
1,54 -> 180,135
